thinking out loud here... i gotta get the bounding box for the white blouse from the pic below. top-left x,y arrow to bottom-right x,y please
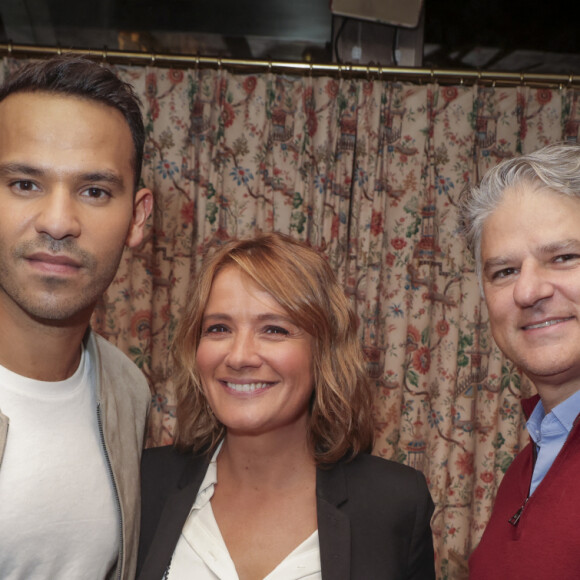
165,447 -> 321,580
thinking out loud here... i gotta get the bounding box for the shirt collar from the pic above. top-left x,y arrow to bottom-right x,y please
191,441 -> 222,511
527,389 -> 580,445
551,389 -> 580,432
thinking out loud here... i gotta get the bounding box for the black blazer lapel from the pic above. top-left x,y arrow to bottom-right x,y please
138,454 -> 210,580
316,463 -> 351,580
141,454 -> 353,580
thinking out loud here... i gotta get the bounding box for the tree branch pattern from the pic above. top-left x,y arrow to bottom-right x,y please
4,57 -> 577,579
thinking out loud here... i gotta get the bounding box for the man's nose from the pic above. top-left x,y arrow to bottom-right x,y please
513,262 -> 554,308
34,189 -> 81,240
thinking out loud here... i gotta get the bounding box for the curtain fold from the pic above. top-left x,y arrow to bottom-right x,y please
4,56 -> 576,579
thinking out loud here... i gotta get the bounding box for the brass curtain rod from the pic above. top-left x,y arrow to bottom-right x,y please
1,41 -> 579,89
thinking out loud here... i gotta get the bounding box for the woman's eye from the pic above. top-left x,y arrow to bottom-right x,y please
206,324 -> 228,334
264,326 -> 289,335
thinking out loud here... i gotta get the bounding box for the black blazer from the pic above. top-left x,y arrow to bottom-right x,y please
137,446 -> 435,580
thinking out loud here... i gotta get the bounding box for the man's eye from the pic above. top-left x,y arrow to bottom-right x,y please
554,254 -> 580,263
82,187 -> 110,199
11,180 -> 39,192
492,267 -> 517,280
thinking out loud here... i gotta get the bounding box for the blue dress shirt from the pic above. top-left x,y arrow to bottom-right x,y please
526,389 -> 580,495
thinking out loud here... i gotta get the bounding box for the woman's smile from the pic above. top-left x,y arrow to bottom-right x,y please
196,264 -> 315,436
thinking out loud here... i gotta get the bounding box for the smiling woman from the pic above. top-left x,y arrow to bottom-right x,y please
172,233 -> 374,463
196,265 -> 316,439
137,232 -> 435,580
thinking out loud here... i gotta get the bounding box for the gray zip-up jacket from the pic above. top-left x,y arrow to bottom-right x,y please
0,330 -> 151,580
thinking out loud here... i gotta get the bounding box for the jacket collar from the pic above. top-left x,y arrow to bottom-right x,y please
138,453 -> 210,580
316,461 -> 351,580
138,454 -> 353,580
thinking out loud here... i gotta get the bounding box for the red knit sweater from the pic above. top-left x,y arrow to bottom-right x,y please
469,394 -> 580,579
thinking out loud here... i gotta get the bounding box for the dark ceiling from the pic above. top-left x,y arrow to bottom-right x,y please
424,0 -> 580,72
2,0 -> 580,73
426,0 -> 578,55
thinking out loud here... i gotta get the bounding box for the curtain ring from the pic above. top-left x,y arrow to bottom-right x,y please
57,45 -> 62,56
268,59 -> 272,73
102,47 -> 108,62
520,72 -> 525,85
7,40 -> 12,54
195,55 -> 200,70
569,74 -> 574,87
150,52 -> 156,65
217,58 -> 222,69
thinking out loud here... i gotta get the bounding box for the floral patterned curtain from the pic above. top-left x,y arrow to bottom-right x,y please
3,56 -> 578,579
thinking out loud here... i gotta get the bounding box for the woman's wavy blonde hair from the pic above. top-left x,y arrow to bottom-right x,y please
172,232 -> 374,464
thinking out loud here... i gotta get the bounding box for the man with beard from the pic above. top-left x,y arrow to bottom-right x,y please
0,55 -> 153,579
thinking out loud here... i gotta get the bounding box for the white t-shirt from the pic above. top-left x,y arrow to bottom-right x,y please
0,348 -> 118,579
167,445 -> 321,580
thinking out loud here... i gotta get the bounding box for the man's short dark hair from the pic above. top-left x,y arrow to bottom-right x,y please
0,54 -> 145,190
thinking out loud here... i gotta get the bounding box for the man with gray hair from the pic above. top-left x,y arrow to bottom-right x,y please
462,143 -> 580,578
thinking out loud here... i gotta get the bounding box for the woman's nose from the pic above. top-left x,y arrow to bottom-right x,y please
225,331 -> 262,369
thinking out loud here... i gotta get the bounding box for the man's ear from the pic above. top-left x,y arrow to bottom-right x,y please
126,187 -> 153,248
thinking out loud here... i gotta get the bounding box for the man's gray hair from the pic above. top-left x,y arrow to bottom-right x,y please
459,142 -> 580,286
